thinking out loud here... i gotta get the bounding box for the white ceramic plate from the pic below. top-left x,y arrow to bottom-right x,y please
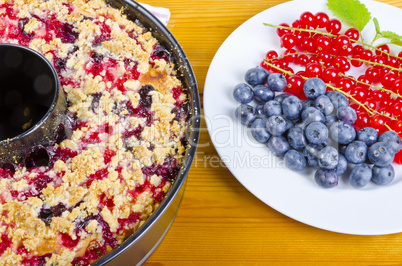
204,0 -> 402,235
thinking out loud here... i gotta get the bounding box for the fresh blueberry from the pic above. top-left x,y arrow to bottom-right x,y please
314,95 -> 334,115
337,106 -> 357,124
274,93 -> 290,104
336,154 -> 348,176
268,136 -> 290,157
317,146 -> 339,169
367,142 -> 395,166
330,121 -> 356,145
301,107 -> 325,125
284,150 -> 307,171
315,169 -> 339,188
255,104 -> 266,117
295,122 -> 307,130
267,73 -> 287,92
357,127 -> 378,147
263,100 -> 282,117
282,95 -> 302,120
302,99 -> 315,111
378,131 -> 402,154
345,140 -> 368,164
287,127 -> 307,150
305,122 -> 328,144
283,118 -> 294,132
303,77 -> 326,100
251,118 -> 271,143
253,84 -> 274,103
372,164 -> 395,185
338,144 -> 348,155
326,91 -> 349,110
266,116 -> 287,136
303,143 -> 324,167
233,83 -> 254,104
235,104 -> 256,126
244,66 -> 269,86
325,115 -> 338,127
349,163 -> 372,188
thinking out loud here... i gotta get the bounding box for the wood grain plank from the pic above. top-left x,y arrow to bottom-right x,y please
139,0 -> 402,265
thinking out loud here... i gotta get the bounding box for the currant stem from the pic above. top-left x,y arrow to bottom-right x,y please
339,73 -> 402,100
263,23 -> 334,37
347,56 -> 401,73
263,59 -> 398,122
264,22 -> 401,62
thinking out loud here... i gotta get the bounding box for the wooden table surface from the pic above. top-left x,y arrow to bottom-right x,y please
141,0 -> 402,265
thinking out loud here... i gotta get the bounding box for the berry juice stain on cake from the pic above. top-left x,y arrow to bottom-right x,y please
0,0 -> 190,265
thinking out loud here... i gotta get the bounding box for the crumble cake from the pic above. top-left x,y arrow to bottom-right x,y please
0,0 -> 189,265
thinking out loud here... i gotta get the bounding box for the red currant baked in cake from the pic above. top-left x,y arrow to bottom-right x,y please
0,0 -> 189,265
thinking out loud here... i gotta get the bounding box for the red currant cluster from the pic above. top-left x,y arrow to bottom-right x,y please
261,11 -> 402,163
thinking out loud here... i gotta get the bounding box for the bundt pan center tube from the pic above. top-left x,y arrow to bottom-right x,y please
0,43 -> 66,165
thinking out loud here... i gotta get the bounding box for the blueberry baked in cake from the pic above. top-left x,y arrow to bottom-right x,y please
0,0 -> 189,265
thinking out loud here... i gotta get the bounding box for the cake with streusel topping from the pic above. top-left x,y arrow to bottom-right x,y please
0,0 -> 189,265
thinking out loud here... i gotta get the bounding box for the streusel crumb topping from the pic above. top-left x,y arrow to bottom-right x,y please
0,0 -> 189,265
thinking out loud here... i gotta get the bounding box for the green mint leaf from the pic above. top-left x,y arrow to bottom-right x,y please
373,17 -> 380,34
380,30 -> 402,41
327,0 -> 371,32
380,30 -> 402,46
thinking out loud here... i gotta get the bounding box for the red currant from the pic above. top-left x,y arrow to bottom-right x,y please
391,79 -> 402,94
315,12 -> 329,28
308,55 -> 319,65
260,60 -> 271,71
371,55 -> 386,70
333,35 -> 351,53
300,11 -> 317,29
370,114 -> 388,134
394,120 -> 402,133
350,54 -> 363,67
266,50 -> 278,60
355,112 -> 370,130
371,89 -> 385,101
280,33 -> 297,49
394,150 -> 402,164
380,98 -> 394,109
283,49 -> 297,63
317,51 -> 332,63
352,45 -> 364,55
364,98 -> 377,110
360,49 -> 373,61
333,56 -> 350,72
277,23 -> 291,37
392,102 -> 402,119
286,75 -> 304,94
375,44 -> 390,55
315,36 -> 332,51
326,19 -> 342,34
336,77 -> 354,92
387,56 -> 399,68
297,54 -> 309,65
282,66 -> 295,77
381,71 -> 397,88
345,28 -> 360,41
357,75 -> 371,89
365,67 -> 380,82
301,37 -> 316,53
321,67 -> 339,84
350,86 -> 367,101
305,62 -> 322,78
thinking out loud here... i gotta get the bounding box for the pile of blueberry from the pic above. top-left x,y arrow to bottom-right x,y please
234,66 -> 402,188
